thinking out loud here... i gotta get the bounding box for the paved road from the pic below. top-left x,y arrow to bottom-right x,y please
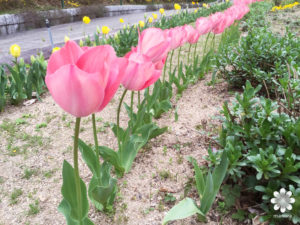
0,8 -> 188,64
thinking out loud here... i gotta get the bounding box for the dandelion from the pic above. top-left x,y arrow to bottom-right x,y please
52,47 -> 61,53
102,26 -> 110,35
139,21 -> 145,28
82,16 -> 91,24
159,8 -> 165,14
10,44 -> 21,58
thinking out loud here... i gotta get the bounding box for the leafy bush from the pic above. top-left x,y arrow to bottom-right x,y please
208,81 -> 300,224
216,26 -> 300,96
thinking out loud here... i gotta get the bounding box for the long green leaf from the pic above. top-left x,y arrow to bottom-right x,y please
162,198 -> 204,225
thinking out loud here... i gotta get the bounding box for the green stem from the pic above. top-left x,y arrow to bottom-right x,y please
91,114 -> 99,159
138,91 -> 141,106
130,91 -> 134,130
169,50 -> 175,78
193,41 -> 198,62
73,117 -> 82,225
162,52 -> 169,83
187,44 -> 192,64
177,46 -> 182,68
202,32 -> 211,59
212,34 -> 216,52
117,89 -> 128,149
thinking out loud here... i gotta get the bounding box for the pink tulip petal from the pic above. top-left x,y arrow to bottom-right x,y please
47,41 -> 84,75
77,45 -> 117,87
46,64 -> 104,117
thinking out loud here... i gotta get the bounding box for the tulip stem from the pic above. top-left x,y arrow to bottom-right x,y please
169,50 -> 175,80
73,117 -> 82,225
92,114 -> 99,160
117,89 -> 128,149
187,44 -> 192,64
202,32 -> 211,59
130,91 -> 134,130
193,41 -> 198,62
177,46 -> 182,69
162,52 -> 169,83
138,91 -> 141,106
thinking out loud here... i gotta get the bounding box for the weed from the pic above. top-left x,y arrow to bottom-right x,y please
27,199 -> 40,215
35,123 -> 47,131
15,118 -> 26,125
22,168 -> 38,180
159,170 -> 171,180
10,188 -> 23,205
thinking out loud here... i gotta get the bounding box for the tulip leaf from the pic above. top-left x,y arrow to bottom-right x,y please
58,160 -> 93,224
162,198 -> 204,225
98,146 -> 125,176
78,138 -> 100,177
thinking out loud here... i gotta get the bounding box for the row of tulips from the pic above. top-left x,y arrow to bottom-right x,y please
45,0 -> 262,224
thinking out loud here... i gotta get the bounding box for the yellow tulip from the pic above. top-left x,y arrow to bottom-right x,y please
192,1 -> 195,4
226,0 -> 229,2
102,26 -> 110,34
120,18 -> 124,23
52,47 -> 61,53
139,21 -> 145,28
203,3 -> 208,8
10,44 -> 21,58
174,3 -> 181,10
152,13 -> 158,19
82,16 -> 91,24
194,9 -> 198,13
79,39 -> 84,47
159,8 -> 165,14
148,17 -> 153,23
64,36 -> 70,42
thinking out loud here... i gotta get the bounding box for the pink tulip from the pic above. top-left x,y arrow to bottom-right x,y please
196,17 -> 212,35
183,25 -> 200,44
46,41 -> 127,117
137,27 -> 170,63
122,50 -> 161,91
165,26 -> 188,50
210,12 -> 224,30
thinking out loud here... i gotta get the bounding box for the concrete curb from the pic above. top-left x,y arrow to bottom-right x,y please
0,3 -> 198,36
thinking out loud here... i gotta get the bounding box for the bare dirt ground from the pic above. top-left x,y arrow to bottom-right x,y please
0,37 -> 237,225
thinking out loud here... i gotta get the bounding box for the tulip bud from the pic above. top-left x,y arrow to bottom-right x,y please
82,16 -> 91,24
64,36 -> 70,43
102,26 -> 110,35
10,44 -> 21,58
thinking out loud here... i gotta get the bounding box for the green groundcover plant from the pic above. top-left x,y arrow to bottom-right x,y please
207,81 -> 300,224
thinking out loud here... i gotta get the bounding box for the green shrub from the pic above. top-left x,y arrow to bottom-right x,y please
208,81 -> 300,224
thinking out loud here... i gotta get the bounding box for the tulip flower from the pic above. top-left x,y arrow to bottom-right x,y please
152,13 -> 158,19
203,3 -> 209,8
148,17 -> 153,23
120,18 -> 124,23
174,3 -> 181,10
10,44 -> 21,58
137,28 -> 170,64
46,40 -> 127,117
122,50 -> 161,91
82,16 -> 91,24
102,26 -> 110,35
139,21 -> 145,28
192,1 -> 195,4
196,17 -> 212,35
64,36 -> 70,42
165,26 -> 187,50
184,25 -> 200,44
194,9 -> 198,13
52,47 -> 61,53
159,8 -> 165,14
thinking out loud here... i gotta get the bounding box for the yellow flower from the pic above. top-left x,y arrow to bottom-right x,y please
120,18 -> 124,23
82,16 -> 91,24
10,44 -> 21,58
174,3 -> 181,10
226,0 -> 229,2
52,47 -> 61,53
64,36 -> 70,42
148,17 -> 153,23
102,26 -> 110,34
139,21 -> 145,28
79,39 -> 84,47
159,8 -> 165,14
192,1 -> 195,4
194,9 -> 198,13
152,13 -> 158,19
203,3 -> 208,8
